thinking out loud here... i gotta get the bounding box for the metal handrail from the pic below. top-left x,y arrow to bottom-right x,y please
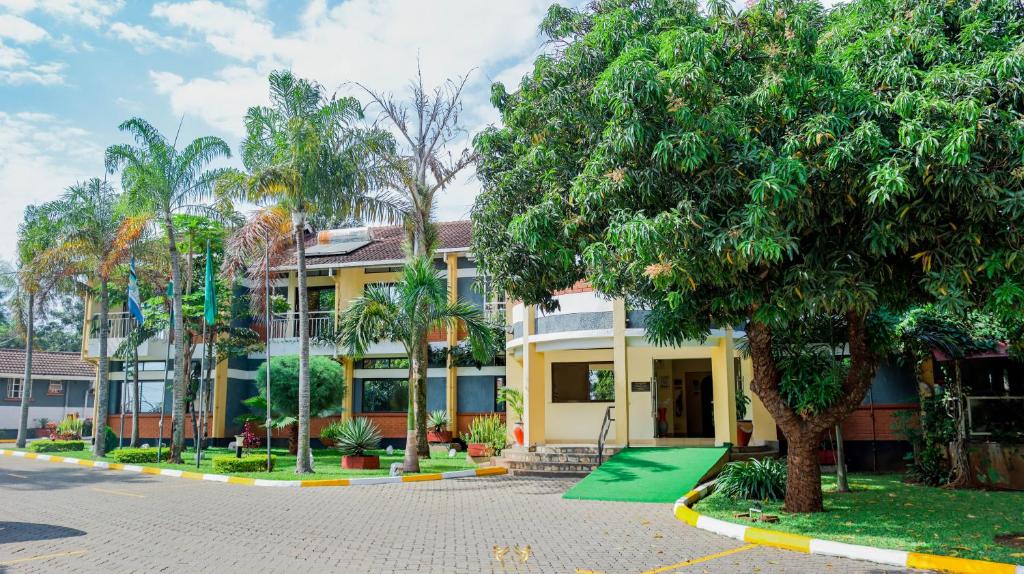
268,310 -> 334,340
597,405 -> 615,465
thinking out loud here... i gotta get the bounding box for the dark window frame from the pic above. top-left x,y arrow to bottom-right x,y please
550,362 -> 616,403
361,378 -> 409,413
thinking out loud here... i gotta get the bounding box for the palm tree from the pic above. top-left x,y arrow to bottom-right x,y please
218,70 -> 402,474
105,119 -> 231,463
359,67 -> 476,455
336,256 -> 497,472
33,179 -> 144,456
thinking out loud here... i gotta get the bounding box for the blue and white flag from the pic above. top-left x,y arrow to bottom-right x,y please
128,256 -> 144,325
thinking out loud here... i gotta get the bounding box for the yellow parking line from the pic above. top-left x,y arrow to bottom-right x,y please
0,550 -> 87,565
640,544 -> 758,574
89,487 -> 144,498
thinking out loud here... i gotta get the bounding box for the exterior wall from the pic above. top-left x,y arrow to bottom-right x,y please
106,414 -> 213,441
0,378 -> 92,431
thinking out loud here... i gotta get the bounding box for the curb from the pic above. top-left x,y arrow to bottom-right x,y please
0,448 -> 507,487
672,480 -> 1024,574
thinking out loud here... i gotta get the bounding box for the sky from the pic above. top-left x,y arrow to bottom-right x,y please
0,0 -> 568,263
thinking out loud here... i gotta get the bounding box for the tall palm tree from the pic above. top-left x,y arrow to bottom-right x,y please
219,70 -> 402,473
336,256 -> 497,472
105,119 -> 231,463
33,179 -> 144,457
359,67 -> 476,455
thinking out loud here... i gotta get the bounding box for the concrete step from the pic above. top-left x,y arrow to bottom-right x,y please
500,452 -> 605,464
503,460 -> 597,472
508,468 -> 590,479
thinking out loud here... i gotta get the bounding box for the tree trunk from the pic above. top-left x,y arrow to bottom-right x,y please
130,344 -> 140,447
294,215 -> 313,474
746,312 -> 878,513
288,423 -> 298,456
947,360 -> 974,488
835,424 -> 849,493
168,218 -> 186,463
415,337 -> 430,457
15,293 -> 33,449
94,282 -> 111,456
785,430 -> 825,512
403,348 -> 422,473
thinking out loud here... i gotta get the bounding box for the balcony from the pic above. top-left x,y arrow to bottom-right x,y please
86,311 -> 168,358
269,310 -> 334,340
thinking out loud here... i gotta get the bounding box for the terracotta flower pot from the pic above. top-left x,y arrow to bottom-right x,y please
512,422 -> 524,446
319,437 -> 336,447
467,443 -> 491,457
34,428 -> 51,438
427,430 -> 452,443
736,422 -> 753,447
341,455 -> 380,469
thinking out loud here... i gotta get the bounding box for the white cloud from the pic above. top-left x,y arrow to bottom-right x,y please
109,21 -> 189,52
148,0 -> 551,219
0,112 -> 104,261
0,14 -> 48,42
0,0 -> 124,28
0,39 -> 63,85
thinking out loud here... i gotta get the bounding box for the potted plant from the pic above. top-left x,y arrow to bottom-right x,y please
333,418 -> 382,470
33,418 -> 51,438
426,410 -> 452,443
497,387 -> 525,446
464,414 -> 507,458
54,416 -> 84,440
735,393 -> 753,447
320,419 -> 344,448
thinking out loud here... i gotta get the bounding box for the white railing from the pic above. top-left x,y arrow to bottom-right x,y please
269,311 -> 334,340
90,312 -> 169,342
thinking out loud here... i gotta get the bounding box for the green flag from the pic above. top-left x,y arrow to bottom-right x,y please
203,241 -> 217,325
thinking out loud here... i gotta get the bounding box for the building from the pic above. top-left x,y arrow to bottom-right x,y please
0,348 -> 96,438
79,219 -> 916,462
82,221 -> 506,445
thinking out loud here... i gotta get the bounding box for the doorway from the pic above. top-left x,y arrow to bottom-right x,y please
652,358 -> 714,438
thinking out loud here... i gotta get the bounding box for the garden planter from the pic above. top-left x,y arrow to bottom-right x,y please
513,422 -> 524,446
736,422 -> 753,447
341,455 -> 380,470
319,437 -> 336,448
34,428 -> 51,438
427,430 -> 452,443
467,442 -> 491,457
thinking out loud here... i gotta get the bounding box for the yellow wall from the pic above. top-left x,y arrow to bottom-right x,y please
542,348 -> 616,443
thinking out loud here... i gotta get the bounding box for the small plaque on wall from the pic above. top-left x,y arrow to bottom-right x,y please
631,381 -> 651,392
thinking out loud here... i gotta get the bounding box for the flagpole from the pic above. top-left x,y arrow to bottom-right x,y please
196,239 -> 211,469
264,233 -> 272,472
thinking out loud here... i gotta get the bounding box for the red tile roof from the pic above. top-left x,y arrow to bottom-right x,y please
286,220 -> 472,268
0,349 -> 95,379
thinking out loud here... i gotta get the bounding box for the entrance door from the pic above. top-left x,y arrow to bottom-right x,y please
652,358 -> 715,438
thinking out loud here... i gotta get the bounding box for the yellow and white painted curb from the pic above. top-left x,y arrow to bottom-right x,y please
0,448 -> 507,488
672,480 -> 1024,574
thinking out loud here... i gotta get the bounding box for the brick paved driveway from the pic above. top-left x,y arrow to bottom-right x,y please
0,456 -> 921,573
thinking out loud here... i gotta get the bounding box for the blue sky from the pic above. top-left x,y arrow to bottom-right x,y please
0,0 -> 563,262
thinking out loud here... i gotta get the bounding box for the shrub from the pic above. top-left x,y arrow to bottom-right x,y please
496,387 -> 524,422
54,416 -> 85,440
28,440 -> 85,453
464,415 -> 508,455
715,458 -> 787,501
330,418 -> 382,457
240,421 -> 262,449
212,454 -> 275,473
427,409 -> 449,432
103,426 -> 118,453
109,447 -> 170,464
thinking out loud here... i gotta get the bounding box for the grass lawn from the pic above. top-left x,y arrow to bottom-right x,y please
12,446 -> 476,481
694,473 -> 1024,565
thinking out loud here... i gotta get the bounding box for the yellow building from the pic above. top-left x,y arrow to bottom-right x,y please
505,284 -> 778,449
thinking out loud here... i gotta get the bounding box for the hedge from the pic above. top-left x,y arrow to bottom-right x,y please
212,454 -> 275,473
109,447 -> 170,464
27,440 -> 85,453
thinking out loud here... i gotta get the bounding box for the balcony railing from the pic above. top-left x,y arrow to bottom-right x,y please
89,312 -> 168,341
269,311 -> 334,340
483,301 -> 506,321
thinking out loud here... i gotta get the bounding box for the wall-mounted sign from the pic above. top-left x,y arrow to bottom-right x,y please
631,381 -> 651,392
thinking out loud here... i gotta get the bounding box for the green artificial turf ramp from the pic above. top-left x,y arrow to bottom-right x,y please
563,447 -> 727,503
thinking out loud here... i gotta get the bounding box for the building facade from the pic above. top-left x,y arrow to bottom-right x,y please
0,349 -> 96,438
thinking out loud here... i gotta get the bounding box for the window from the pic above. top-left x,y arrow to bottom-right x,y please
364,282 -> 398,298
494,376 -> 506,412
361,379 -> 409,413
47,382 -> 64,395
359,357 -> 410,370
121,382 -> 166,413
551,363 -> 615,403
6,378 -> 30,400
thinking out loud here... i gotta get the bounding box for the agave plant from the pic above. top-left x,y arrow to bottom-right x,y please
427,410 -> 449,433
329,417 -> 382,457
715,458 -> 787,501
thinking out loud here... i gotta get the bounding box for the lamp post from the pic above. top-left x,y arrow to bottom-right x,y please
265,234 -> 273,472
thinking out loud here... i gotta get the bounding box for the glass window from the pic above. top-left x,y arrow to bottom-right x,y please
6,378 -> 29,399
361,379 -> 409,413
47,382 -> 64,395
494,376 -> 506,412
359,357 -> 410,369
122,382 -> 167,413
551,363 -> 615,403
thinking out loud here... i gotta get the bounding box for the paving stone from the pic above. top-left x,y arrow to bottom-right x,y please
0,456 -> 925,573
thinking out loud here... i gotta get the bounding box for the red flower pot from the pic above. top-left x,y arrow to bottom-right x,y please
34,428 -> 51,438
512,422 -> 524,446
319,437 -> 336,448
341,455 -> 380,469
467,443 -> 491,457
736,422 -> 752,447
427,430 -> 452,443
